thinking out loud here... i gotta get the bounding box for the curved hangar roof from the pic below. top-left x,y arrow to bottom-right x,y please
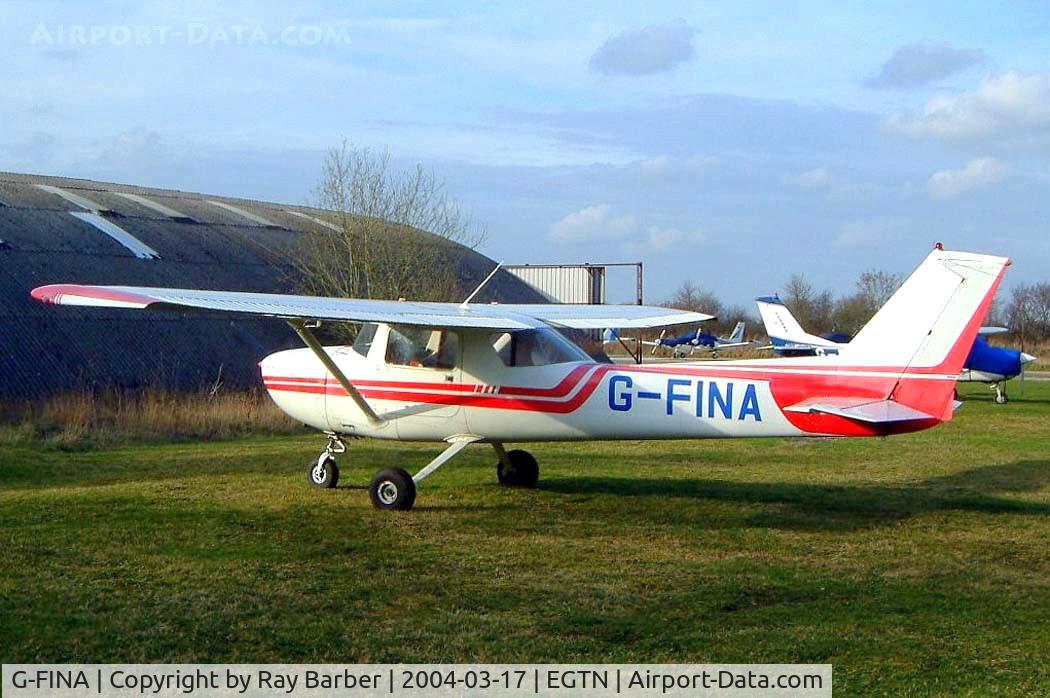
0,172 -> 545,399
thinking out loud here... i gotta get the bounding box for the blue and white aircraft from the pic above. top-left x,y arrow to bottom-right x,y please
646,322 -> 755,358
756,294 -> 1036,404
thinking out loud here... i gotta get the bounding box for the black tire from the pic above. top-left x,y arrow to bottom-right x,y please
497,449 -> 539,488
995,392 -> 1009,405
308,456 -> 339,488
369,468 -> 416,510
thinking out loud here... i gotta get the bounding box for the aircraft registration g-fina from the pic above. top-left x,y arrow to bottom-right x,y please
32,245 -> 1007,511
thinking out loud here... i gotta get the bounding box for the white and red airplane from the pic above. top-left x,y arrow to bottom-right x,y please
31,245 -> 1008,511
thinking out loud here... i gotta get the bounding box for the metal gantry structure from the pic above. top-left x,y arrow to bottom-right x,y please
505,262 -> 646,363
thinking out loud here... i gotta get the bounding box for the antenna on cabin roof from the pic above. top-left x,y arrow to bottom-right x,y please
460,262 -> 502,309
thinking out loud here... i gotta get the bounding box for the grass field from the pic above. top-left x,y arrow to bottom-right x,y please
1,382 -> 1047,695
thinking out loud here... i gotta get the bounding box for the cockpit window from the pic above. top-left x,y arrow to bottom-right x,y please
386,326 -> 460,369
352,323 -> 378,357
490,328 -> 590,367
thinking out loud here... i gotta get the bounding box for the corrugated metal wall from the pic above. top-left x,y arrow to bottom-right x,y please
506,265 -> 606,304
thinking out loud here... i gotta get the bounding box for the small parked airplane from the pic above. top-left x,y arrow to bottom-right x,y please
754,296 -> 850,356
32,245 -> 1007,510
647,321 -> 755,358
755,294 -> 1036,403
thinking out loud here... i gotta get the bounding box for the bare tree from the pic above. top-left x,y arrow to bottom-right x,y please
783,274 -> 834,333
856,269 -> 903,308
1006,284 -> 1039,349
832,269 -> 904,335
1036,283 -> 1050,338
291,142 -> 485,303
667,281 -> 724,318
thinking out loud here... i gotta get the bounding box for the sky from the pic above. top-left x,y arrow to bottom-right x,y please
2,1 -> 1048,305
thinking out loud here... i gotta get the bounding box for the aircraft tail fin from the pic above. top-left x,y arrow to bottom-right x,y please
728,321 -> 745,343
847,246 -> 1010,420
848,247 -> 1009,371
755,295 -> 834,347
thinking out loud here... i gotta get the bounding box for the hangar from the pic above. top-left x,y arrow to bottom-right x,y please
0,172 -> 544,399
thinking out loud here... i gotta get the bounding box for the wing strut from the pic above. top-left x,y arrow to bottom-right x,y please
287,319 -> 384,426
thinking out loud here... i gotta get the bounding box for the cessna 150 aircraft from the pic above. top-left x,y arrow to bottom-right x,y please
32,245 -> 1007,511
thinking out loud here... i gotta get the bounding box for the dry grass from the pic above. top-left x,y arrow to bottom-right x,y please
0,389 -> 305,447
1015,338 -> 1049,370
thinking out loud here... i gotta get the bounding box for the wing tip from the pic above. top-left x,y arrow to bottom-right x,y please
30,284 -> 156,308
30,285 -> 60,305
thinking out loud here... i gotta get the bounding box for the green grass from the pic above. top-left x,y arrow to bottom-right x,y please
1,383 -> 1048,696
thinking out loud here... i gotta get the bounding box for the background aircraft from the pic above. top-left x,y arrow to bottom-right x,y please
646,322 -> 755,357
756,294 -> 1036,403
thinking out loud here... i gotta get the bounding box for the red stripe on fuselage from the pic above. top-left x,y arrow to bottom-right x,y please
263,363 -> 922,434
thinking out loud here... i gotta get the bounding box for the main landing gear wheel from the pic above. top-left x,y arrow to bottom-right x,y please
497,449 -> 539,488
370,468 -> 417,510
308,455 -> 340,488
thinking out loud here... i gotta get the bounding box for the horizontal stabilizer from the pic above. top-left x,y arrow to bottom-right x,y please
785,397 -> 937,424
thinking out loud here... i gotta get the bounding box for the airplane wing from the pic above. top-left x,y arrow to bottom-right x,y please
978,326 -> 1009,336
31,284 -> 712,331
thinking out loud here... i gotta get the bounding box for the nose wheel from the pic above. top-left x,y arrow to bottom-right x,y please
308,455 -> 340,488
307,433 -> 346,488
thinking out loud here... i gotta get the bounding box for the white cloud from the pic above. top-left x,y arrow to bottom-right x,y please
785,166 -> 831,188
888,71 -> 1050,140
624,226 -> 704,256
637,154 -> 716,178
549,205 -> 704,254
927,157 -> 1009,198
646,226 -> 683,250
548,203 -> 636,242
589,19 -> 696,76
865,42 -> 985,89
836,219 -> 900,246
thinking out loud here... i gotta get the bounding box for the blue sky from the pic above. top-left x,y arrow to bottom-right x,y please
2,1 -> 1048,304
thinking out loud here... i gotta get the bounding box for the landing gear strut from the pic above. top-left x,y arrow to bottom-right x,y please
308,433 -> 346,488
992,383 -> 1009,404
